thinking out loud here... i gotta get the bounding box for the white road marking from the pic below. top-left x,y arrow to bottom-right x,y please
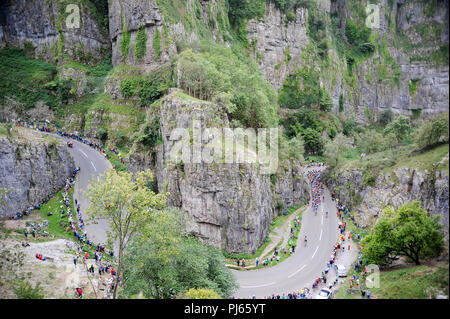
321,215 -> 323,225
312,246 -> 319,259
241,282 -> 276,289
319,228 -> 323,241
288,264 -> 307,278
79,149 -> 89,159
91,161 -> 97,171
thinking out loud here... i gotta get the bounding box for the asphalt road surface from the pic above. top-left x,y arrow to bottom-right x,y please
48,132 -> 346,298
50,134 -> 112,245
231,167 -> 341,298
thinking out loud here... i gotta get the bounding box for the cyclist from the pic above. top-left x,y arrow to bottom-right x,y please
326,211 -> 328,218
304,235 -> 308,246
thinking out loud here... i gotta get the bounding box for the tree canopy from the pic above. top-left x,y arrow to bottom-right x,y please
363,201 -> 444,267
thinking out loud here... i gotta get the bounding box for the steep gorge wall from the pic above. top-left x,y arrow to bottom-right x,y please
0,0 -> 110,64
247,0 -> 449,122
125,89 -> 309,253
323,162 -> 449,234
108,0 -> 230,67
0,131 -> 75,218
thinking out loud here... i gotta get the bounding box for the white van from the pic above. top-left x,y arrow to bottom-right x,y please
336,264 -> 347,277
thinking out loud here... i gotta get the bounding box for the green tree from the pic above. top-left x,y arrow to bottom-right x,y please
183,288 -> 221,299
343,118 -> 355,136
356,129 -> 386,154
287,135 -> 305,160
120,209 -> 237,299
86,169 -> 167,299
383,115 -> 412,142
363,201 -> 444,266
319,88 -> 333,112
302,127 -> 324,155
323,133 -> 352,167
414,113 -> 449,150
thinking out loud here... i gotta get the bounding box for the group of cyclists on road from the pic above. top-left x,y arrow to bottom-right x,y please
238,161 -> 364,299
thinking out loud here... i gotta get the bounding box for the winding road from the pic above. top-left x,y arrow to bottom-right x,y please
47,133 -> 112,245
49,131 -> 354,298
231,168 -> 345,298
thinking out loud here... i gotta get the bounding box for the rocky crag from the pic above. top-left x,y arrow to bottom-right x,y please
0,129 -> 75,218
0,0 -> 110,65
125,89 -> 309,253
323,160 -> 449,235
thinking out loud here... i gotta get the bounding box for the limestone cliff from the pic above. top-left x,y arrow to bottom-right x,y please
246,1 -> 309,90
0,0 -> 110,64
247,0 -> 449,122
126,89 -> 309,253
108,0 -> 230,67
323,159 -> 449,235
0,129 -> 75,218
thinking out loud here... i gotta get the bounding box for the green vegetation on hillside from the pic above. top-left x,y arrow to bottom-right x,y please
0,48 -> 59,109
177,44 -> 278,128
363,201 -> 445,266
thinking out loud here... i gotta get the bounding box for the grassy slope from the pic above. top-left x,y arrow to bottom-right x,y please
335,262 -> 449,299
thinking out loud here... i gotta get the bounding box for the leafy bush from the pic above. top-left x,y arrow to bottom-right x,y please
97,127 -> 108,142
383,116 -> 412,142
345,20 -> 371,46
177,45 -> 278,128
120,65 -> 173,106
13,281 -> 44,299
379,109 -> 393,126
282,108 -> 324,138
356,129 -> 386,154
343,118 -> 355,136
0,48 -> 59,109
278,67 -> 321,109
414,114 -> 449,150
133,116 -> 162,149
302,127 -> 324,155
183,288 -> 221,299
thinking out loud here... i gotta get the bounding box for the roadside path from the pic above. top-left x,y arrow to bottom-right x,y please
226,205 -> 305,270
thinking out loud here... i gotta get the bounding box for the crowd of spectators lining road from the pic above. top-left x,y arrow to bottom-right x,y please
14,119 -> 126,168
231,162 -> 367,299
13,119 -> 122,298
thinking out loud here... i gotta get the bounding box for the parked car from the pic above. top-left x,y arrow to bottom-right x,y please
336,264 -> 347,277
316,288 -> 333,299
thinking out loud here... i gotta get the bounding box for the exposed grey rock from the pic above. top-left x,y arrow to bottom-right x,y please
126,89 -> 308,253
324,165 -> 449,235
0,131 -> 75,218
0,0 -> 110,64
246,1 -> 309,90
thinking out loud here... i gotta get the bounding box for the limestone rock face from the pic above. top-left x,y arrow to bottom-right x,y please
108,0 -> 229,67
246,2 -> 309,90
324,166 -> 449,235
0,0 -> 110,64
126,89 -> 308,253
247,0 -> 448,121
0,131 -> 75,218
